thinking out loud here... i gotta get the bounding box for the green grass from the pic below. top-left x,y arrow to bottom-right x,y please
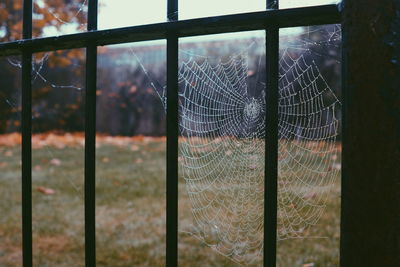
0,140 -> 340,266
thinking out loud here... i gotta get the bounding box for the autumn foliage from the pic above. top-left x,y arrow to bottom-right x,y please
0,132 -> 166,148
0,0 -> 87,42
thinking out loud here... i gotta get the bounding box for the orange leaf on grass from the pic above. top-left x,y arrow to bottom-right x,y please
50,158 -> 61,166
34,165 -> 42,171
0,162 -> 8,168
130,145 -> 140,151
134,158 -> 143,164
36,186 -> 56,195
304,192 -> 317,200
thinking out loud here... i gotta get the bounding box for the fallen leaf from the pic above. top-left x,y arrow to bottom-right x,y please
248,164 -> 258,170
34,165 -> 42,171
36,186 -> 56,195
102,157 -> 110,163
50,158 -> 61,166
304,192 -> 317,200
134,158 -> 143,164
0,162 -> 8,168
332,163 -> 341,170
4,150 -> 13,157
130,145 -> 140,151
54,143 -> 66,149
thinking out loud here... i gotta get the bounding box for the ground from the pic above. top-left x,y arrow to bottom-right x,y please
0,133 -> 340,266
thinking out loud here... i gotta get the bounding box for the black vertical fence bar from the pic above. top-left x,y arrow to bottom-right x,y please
166,0 -> 178,266
22,0 -> 33,266
340,19 -> 347,267
85,0 -> 98,266
264,0 -> 279,266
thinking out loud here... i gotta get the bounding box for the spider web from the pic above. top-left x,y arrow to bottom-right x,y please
277,48 -> 340,240
173,33 -> 341,264
2,24 -> 341,264
178,51 -> 265,263
4,53 -> 85,191
2,25 -> 341,264
34,0 -> 88,34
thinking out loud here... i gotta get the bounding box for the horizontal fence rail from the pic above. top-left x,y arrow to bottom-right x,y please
0,5 -> 340,57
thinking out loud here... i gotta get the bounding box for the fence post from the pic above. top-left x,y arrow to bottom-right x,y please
341,0 -> 400,266
166,0 -> 179,266
85,0 -> 98,266
264,1 -> 279,267
21,0 -> 33,266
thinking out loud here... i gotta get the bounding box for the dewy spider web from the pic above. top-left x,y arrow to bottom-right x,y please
178,49 -> 265,263
4,52 -> 85,191
172,29 -> 341,264
1,23 -> 340,264
277,48 -> 340,241
2,28 -> 340,265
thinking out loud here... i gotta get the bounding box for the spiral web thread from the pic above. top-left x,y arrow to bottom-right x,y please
176,43 -> 340,263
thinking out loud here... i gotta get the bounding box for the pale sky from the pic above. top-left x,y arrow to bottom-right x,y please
39,0 -> 338,38
97,0 -> 338,30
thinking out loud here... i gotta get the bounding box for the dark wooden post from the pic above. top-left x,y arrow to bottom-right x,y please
341,0 -> 400,266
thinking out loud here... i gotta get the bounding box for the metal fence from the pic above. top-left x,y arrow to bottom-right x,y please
0,0 -> 341,266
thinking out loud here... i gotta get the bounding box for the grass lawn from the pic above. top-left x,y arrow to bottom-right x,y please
0,136 -> 340,266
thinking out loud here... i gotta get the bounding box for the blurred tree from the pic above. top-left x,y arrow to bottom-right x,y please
0,57 -> 21,133
0,4 -> 342,137
0,1 -> 87,133
0,0 -> 87,42
0,0 -> 23,42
